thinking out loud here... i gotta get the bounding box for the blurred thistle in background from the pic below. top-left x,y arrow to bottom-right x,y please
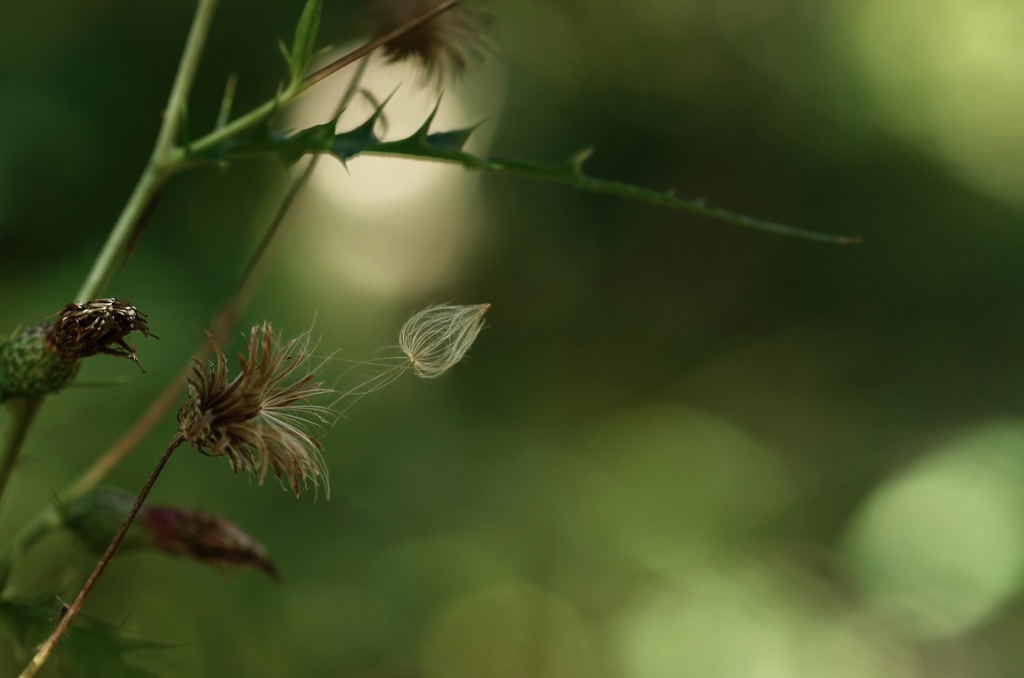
368,0 -> 492,81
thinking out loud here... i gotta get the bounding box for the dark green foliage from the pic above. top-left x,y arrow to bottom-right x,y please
0,598 -> 164,677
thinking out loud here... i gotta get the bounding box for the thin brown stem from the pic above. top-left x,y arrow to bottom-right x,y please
18,435 -> 184,678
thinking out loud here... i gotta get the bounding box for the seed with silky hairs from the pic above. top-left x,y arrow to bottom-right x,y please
399,303 -> 489,378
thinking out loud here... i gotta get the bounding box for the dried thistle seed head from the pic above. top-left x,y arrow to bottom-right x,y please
0,322 -> 80,399
177,323 -> 337,497
50,298 -> 156,370
368,0 -> 492,82
63,488 -> 281,581
399,303 -> 489,378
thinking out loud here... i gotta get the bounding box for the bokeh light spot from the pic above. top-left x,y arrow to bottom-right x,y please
582,405 -> 792,571
616,563 -> 919,678
282,46 -> 505,301
843,421 -> 1024,638
840,0 -> 1024,205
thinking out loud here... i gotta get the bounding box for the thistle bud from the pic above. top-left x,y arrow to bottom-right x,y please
0,299 -> 154,401
63,489 -> 281,581
0,323 -> 80,400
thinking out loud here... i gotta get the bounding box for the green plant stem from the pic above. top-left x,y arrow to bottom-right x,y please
75,165 -> 170,301
18,436 -> 183,678
0,398 -> 42,515
2,0 -> 448,606
0,0 -> 217,575
2,0 -> 462,582
75,0 -> 219,302
0,57 -> 377,590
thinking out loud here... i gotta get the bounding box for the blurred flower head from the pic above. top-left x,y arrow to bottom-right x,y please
64,488 -> 281,581
368,0 -> 492,82
177,323 -> 336,497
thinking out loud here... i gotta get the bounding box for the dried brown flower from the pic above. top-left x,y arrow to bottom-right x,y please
177,323 -> 336,497
50,298 -> 156,369
368,0 -> 491,81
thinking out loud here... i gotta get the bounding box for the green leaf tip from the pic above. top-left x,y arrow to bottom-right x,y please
570,147 -> 594,172
215,73 -> 238,131
288,0 -> 324,83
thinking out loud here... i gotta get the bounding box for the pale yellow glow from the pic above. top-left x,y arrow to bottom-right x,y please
842,0 -> 1024,205
283,47 -> 505,300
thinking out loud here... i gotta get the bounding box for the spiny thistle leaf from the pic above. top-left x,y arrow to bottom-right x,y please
361,102 -> 857,243
331,110 -> 384,162
195,115 -> 335,165
199,98 -> 859,243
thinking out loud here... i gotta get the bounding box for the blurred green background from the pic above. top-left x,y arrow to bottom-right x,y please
3,0 -> 1024,675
